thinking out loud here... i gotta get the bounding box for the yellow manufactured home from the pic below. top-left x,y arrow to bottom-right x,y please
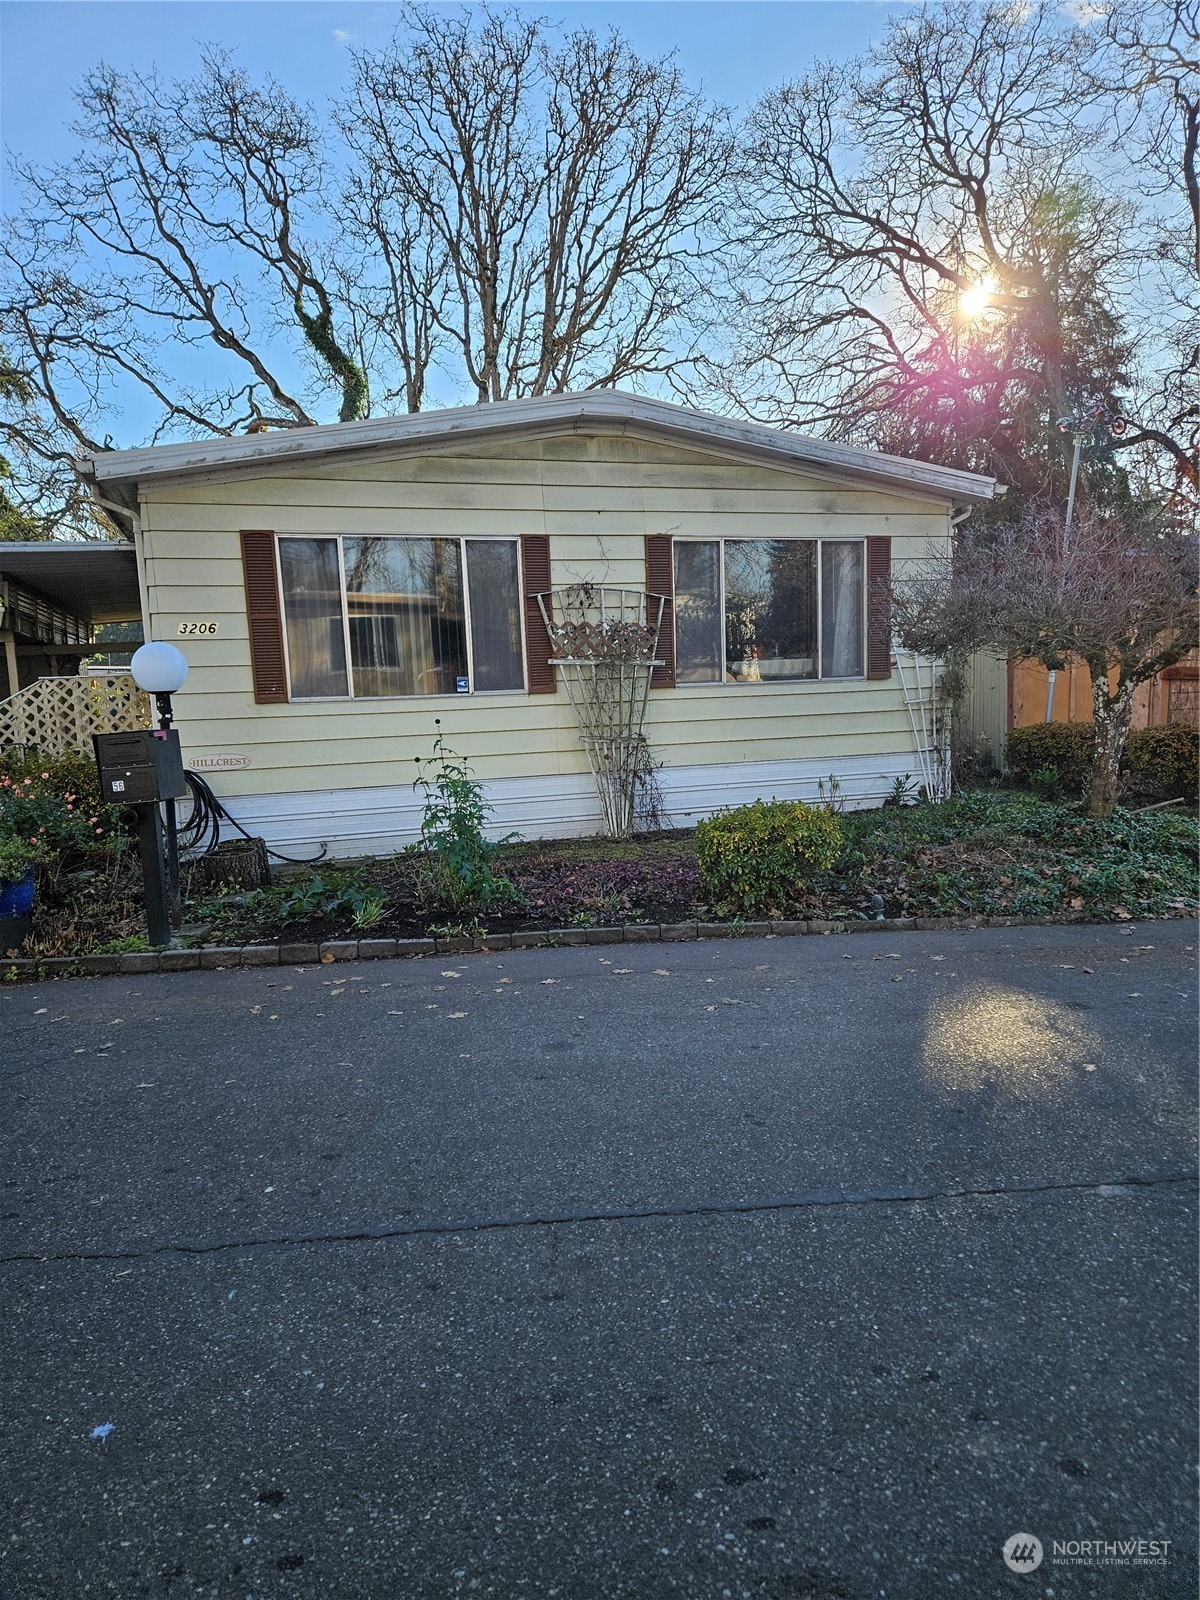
84,392 -> 998,857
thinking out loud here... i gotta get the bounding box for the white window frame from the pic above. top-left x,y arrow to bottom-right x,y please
672,536 -> 868,685
276,533 -> 528,702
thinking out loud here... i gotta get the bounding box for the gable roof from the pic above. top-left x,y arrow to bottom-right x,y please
82,389 -> 1000,513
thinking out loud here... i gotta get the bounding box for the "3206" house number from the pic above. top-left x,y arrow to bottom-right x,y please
177,621 -> 219,636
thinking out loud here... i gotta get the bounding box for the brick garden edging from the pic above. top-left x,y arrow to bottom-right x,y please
1,909 -> 1160,980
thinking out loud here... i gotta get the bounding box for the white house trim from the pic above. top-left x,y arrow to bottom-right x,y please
202,753 -> 921,861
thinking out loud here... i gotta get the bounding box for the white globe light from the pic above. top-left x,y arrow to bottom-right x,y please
131,641 -> 189,694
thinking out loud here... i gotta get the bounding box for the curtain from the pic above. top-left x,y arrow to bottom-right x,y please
821,542 -> 864,678
673,540 -> 723,681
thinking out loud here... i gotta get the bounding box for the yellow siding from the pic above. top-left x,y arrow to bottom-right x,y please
139,431 -> 951,799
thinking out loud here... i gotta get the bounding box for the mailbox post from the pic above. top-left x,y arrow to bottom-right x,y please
92,728 -> 186,947
130,642 -> 190,928
93,642 -> 190,948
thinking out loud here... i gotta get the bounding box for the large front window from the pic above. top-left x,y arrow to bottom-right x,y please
278,535 -> 524,698
674,538 -> 864,682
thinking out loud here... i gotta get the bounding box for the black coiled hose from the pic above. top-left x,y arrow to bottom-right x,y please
176,771 -> 326,866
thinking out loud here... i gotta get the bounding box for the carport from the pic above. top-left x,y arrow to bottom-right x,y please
0,541 -> 142,697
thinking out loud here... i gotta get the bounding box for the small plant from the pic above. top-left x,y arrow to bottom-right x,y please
414,723 -> 517,910
883,773 -> 920,808
278,876 -> 389,928
695,798 -> 843,916
279,875 -> 333,921
94,932 -> 151,954
816,772 -> 845,814
349,892 -> 387,930
1030,764 -> 1064,801
426,918 -> 483,940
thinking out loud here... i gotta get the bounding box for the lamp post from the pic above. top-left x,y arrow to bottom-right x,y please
130,642 -> 189,929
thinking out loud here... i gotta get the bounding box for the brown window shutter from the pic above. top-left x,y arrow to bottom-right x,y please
239,529 -> 288,703
520,534 -> 555,694
866,535 -> 892,680
644,534 -> 676,688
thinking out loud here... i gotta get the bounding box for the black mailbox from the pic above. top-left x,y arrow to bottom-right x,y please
93,729 -> 186,805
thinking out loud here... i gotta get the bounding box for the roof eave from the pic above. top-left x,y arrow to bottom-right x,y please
81,391 -> 1000,506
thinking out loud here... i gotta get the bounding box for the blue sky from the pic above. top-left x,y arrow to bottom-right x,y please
0,1 -> 919,429
1,1 -> 913,192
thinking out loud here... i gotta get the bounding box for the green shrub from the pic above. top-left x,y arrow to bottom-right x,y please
0,834 -> 50,882
1005,722 -> 1095,792
413,724 -> 517,911
1121,723 -> 1198,800
695,798 -> 842,915
0,749 -> 106,814
0,765 -> 112,862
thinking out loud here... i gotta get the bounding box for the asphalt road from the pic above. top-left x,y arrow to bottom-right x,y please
2,922 -> 1196,1600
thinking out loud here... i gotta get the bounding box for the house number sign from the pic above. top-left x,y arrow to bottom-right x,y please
177,621 -> 219,636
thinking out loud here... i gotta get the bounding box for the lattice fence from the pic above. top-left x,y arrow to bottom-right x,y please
0,674 -> 151,758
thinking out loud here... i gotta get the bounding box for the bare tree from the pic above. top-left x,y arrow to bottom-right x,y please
1,8 -> 732,532
342,5 -> 732,403
6,53 -> 365,435
717,0 -> 1193,508
1089,0 -> 1199,508
892,505 -> 1199,817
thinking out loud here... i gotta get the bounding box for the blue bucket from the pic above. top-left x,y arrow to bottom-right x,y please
0,868 -> 35,918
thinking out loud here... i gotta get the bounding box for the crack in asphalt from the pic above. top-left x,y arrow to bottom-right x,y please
3,1170 -> 1196,1268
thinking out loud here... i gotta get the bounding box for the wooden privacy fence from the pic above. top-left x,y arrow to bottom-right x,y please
0,674 -> 151,757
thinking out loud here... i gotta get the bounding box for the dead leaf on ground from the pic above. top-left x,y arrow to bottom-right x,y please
320,952 -> 335,964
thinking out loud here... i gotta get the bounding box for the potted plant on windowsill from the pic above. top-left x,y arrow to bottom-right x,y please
0,835 -> 48,954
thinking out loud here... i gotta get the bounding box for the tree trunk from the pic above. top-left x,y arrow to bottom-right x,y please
1087,672 -> 1136,819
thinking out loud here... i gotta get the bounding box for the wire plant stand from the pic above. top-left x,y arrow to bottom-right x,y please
893,642 -> 951,801
537,585 -> 665,839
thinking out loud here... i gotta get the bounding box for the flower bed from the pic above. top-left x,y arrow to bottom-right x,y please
2,786 -> 1195,977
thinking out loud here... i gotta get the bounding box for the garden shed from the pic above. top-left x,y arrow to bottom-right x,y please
83,391 -> 999,857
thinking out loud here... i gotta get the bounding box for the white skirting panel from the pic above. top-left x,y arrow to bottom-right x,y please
206,751 -> 919,859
